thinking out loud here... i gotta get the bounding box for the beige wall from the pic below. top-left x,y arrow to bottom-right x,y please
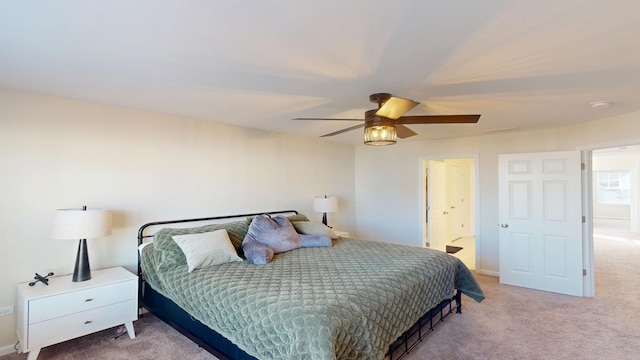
355,110 -> 640,276
0,90 -> 356,350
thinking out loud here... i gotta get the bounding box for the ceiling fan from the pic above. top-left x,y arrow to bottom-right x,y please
293,93 -> 480,145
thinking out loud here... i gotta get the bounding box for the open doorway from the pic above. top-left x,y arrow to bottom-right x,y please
421,156 -> 478,270
591,145 -> 640,295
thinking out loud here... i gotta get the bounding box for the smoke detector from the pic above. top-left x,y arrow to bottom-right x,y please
590,100 -> 612,109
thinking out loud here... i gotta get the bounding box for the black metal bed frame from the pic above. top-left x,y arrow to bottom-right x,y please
137,210 -> 462,360
387,291 -> 461,360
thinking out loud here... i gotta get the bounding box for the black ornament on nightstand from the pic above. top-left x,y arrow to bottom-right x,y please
28,272 -> 54,286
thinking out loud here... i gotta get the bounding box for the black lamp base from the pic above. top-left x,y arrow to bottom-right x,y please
321,213 -> 333,228
72,238 -> 91,282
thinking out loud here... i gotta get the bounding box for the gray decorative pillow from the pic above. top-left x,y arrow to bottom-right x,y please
243,214 -> 301,253
299,234 -> 332,247
242,240 -> 274,265
292,221 -> 338,240
246,213 -> 309,225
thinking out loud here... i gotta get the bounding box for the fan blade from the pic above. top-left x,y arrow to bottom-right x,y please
396,124 -> 417,139
320,124 -> 365,137
375,96 -> 419,120
397,114 -> 480,124
293,117 -> 364,121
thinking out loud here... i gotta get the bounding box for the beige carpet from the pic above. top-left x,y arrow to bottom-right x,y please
3,227 -> 638,360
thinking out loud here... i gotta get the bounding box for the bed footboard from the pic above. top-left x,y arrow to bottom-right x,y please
386,290 -> 462,360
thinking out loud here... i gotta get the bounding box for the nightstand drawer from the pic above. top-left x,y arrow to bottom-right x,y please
28,299 -> 136,349
29,280 -> 135,324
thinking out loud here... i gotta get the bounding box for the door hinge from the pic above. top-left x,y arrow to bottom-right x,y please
581,163 -> 585,170
583,269 -> 587,276
582,215 -> 586,223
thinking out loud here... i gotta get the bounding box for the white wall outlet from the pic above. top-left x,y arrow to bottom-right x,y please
0,305 -> 14,317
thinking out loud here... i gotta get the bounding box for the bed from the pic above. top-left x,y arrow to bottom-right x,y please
137,210 -> 484,360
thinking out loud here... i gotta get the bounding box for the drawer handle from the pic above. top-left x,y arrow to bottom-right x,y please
84,320 -> 92,324
84,298 -> 94,302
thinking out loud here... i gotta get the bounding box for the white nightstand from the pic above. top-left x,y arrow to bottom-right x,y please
333,230 -> 350,238
16,267 -> 138,360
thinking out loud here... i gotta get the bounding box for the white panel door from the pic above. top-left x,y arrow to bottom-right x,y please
428,160 -> 447,252
499,151 -> 584,296
449,164 -> 465,240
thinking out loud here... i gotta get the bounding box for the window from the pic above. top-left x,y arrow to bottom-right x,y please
596,171 -> 631,205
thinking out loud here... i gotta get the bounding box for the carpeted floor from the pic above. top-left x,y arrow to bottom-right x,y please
3,221 -> 638,360
1,312 -> 216,360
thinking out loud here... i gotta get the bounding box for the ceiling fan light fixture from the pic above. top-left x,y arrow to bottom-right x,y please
293,92 -> 480,143
364,113 -> 397,146
374,95 -> 419,120
364,125 -> 397,145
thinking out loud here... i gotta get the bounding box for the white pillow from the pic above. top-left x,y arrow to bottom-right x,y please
172,229 -> 243,272
138,241 -> 152,255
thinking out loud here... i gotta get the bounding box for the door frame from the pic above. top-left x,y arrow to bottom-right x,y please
582,150 -> 595,297
580,140 -> 640,297
419,154 -> 480,271
584,142 -> 640,298
569,144 -> 638,298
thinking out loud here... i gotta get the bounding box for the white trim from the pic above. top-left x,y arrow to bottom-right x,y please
582,151 -> 595,297
477,269 -> 499,277
0,343 -> 18,356
631,165 -> 639,232
474,155 -> 481,273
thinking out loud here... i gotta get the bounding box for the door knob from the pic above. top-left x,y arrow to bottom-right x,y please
500,224 -> 509,228
444,211 -> 449,215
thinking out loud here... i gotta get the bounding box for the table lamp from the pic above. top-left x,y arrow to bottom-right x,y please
313,195 -> 338,227
52,206 -> 112,282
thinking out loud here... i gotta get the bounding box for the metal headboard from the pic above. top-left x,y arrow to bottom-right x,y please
137,209 -> 298,247
136,209 -> 299,313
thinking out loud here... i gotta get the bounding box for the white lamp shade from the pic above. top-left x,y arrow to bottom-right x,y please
52,208 -> 112,239
313,196 -> 338,213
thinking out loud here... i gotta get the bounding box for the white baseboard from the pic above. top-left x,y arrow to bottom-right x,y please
477,269 -> 499,277
0,343 -> 18,357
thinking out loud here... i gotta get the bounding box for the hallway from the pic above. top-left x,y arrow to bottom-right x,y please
448,236 -> 476,270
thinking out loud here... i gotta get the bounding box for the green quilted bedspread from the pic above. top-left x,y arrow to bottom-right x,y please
141,237 -> 484,360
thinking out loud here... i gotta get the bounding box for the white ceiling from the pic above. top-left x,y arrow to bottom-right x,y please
2,1 -> 640,145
